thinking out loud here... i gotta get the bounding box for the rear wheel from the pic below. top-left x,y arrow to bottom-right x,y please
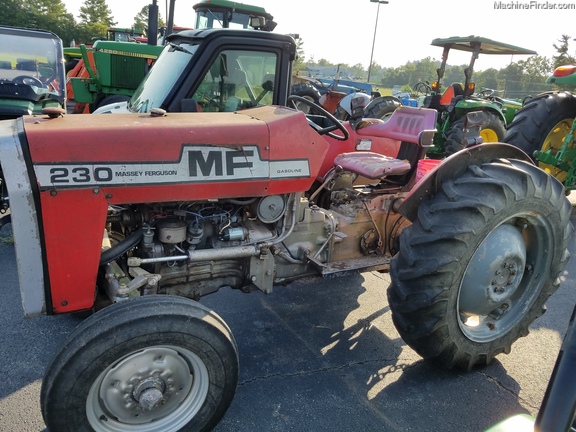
41,295 -> 239,432
504,91 -> 576,184
290,83 -> 321,114
444,111 -> 506,155
388,158 -> 572,370
364,95 -> 401,121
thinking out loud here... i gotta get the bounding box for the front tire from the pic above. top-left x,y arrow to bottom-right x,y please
41,296 -> 239,432
388,159 -> 572,370
504,91 -> 576,183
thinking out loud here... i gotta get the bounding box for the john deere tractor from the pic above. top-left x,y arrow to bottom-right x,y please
417,36 -> 536,156
504,65 -> 576,190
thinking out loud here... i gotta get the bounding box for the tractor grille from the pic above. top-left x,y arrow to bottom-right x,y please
109,55 -> 148,90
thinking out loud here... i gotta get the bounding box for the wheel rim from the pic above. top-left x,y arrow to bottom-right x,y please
86,345 -> 209,432
539,117 -> 574,182
457,214 -> 553,343
480,127 -> 499,143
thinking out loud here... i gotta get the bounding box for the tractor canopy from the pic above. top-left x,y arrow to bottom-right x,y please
431,36 -> 537,55
430,35 -> 536,97
0,25 -> 66,119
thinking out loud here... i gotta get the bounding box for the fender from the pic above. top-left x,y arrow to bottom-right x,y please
455,99 -> 507,123
399,143 -> 533,222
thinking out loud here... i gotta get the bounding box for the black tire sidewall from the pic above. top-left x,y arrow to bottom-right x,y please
41,296 -> 238,432
290,83 -> 321,103
504,91 -> 576,159
388,159 -> 572,369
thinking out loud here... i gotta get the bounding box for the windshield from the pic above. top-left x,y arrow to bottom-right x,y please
0,31 -> 65,101
129,42 -> 199,113
195,10 -> 254,29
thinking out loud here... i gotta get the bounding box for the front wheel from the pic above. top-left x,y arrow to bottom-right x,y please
388,159 -> 572,370
41,295 -> 239,432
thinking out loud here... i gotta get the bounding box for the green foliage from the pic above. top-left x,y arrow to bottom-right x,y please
79,0 -> 115,27
0,0 -> 30,28
76,22 -> 109,43
0,0 -> 76,45
133,5 -> 165,33
552,34 -> 576,69
294,38 -> 306,70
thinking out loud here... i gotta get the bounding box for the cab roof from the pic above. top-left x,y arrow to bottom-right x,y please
431,36 -> 537,55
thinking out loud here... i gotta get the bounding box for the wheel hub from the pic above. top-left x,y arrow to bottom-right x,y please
460,224 -> 526,317
98,347 -> 194,424
132,377 -> 166,411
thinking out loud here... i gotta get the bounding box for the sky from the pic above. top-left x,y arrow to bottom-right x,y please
61,0 -> 576,71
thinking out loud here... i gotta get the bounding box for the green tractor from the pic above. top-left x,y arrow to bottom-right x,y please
504,65 -> 576,189
68,0 -> 276,113
193,0 -> 277,31
0,25 -> 66,119
416,36 -> 536,156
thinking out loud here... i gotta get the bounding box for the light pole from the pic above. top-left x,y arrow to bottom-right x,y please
367,0 -> 389,83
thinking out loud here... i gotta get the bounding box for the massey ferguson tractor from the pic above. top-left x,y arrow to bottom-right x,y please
0,28 -> 573,432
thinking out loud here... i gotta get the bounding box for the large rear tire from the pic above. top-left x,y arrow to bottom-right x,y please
290,83 -> 321,114
41,295 -> 239,432
364,95 -> 401,121
504,91 -> 576,184
388,159 -> 572,370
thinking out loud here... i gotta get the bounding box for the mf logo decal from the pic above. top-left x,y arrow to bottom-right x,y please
34,145 -> 310,187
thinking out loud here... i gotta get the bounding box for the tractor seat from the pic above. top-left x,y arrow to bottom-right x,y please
334,152 -> 411,180
440,82 -> 464,105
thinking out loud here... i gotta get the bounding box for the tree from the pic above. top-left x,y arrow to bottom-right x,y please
499,62 -> 525,98
133,5 -> 165,33
76,0 -> 115,43
25,0 -> 76,46
406,57 -> 437,86
474,68 -> 500,92
294,37 -> 306,70
0,0 -> 28,27
552,34 -> 576,69
79,0 -> 115,27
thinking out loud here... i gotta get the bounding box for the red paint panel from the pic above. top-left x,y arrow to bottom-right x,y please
40,189 -> 108,313
25,108 -> 270,163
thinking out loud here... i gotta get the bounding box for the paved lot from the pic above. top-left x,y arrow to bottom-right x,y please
0,208 -> 575,431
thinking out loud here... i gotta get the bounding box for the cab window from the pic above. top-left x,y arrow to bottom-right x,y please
188,49 -> 277,112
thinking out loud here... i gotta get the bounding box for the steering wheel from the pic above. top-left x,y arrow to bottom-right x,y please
414,82 -> 432,95
479,89 -> 495,98
12,75 -> 43,87
287,95 -> 350,141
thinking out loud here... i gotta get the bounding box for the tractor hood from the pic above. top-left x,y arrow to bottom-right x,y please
22,105 -> 329,203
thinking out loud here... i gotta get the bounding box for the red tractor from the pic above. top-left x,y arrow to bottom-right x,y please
0,29 -> 572,432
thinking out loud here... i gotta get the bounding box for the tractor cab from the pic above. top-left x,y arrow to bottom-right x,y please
193,0 -> 277,31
